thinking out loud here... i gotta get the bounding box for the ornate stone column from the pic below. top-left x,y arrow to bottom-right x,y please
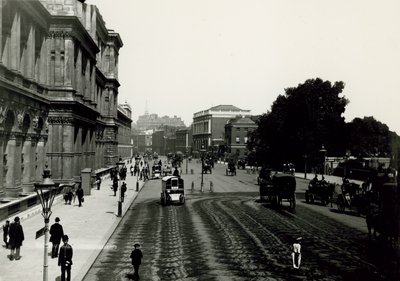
10,9 -> 21,71
4,134 -> 16,195
21,135 -> 32,192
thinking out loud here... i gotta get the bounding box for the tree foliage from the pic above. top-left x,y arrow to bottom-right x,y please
346,117 -> 392,157
249,78 -> 348,169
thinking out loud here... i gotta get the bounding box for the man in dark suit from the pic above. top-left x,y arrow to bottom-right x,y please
50,217 -> 64,258
58,235 -> 73,281
130,243 -> 143,280
8,216 -> 24,260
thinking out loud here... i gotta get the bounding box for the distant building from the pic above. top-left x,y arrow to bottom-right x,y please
136,113 -> 185,131
137,130 -> 152,154
225,116 -> 257,159
117,103 -> 133,160
152,130 -> 166,156
175,128 -> 193,155
192,105 -> 251,154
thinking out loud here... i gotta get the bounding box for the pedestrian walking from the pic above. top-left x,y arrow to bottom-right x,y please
173,167 -> 180,177
49,217 -> 64,258
113,177 -> 118,196
3,220 -> 10,248
58,235 -> 73,281
130,243 -> 143,280
76,184 -> 84,207
121,182 -> 127,202
292,237 -> 302,269
8,216 -> 24,260
63,185 -> 73,205
96,175 -> 102,190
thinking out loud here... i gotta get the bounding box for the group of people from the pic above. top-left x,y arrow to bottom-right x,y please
48,217 -> 73,281
63,182 -> 84,207
3,216 -> 24,261
3,216 -> 74,281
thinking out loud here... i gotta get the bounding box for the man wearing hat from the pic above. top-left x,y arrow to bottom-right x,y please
58,235 -> 73,281
50,217 -> 64,258
130,243 -> 143,280
8,216 -> 24,260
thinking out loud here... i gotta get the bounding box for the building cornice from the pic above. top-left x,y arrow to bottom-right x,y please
49,16 -> 100,60
20,0 -> 52,31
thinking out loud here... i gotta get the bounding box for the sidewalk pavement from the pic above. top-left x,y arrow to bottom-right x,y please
0,164 -> 144,281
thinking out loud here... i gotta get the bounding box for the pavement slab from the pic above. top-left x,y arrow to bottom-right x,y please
0,163 -> 144,281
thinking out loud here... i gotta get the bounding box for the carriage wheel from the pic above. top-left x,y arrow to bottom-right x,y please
305,191 -> 309,203
310,194 -> 315,204
337,195 -> 345,212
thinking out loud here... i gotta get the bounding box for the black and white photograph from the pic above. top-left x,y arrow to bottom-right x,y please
0,0 -> 399,280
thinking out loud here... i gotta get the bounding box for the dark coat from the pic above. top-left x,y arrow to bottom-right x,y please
130,249 -> 143,265
49,223 -> 64,244
58,243 -> 73,267
76,187 -> 84,199
8,222 -> 24,248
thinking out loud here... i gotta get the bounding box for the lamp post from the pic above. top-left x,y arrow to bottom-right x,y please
319,145 -> 327,175
185,147 -> 188,175
344,150 -> 351,178
34,166 -> 59,281
200,144 -> 206,192
303,154 -> 308,179
116,159 -> 125,217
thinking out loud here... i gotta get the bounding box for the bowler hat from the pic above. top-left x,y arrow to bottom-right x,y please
134,243 -> 140,247
62,235 -> 69,241
14,216 -> 20,222
55,217 -> 60,222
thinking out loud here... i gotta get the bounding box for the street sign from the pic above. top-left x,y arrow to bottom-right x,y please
35,227 -> 45,239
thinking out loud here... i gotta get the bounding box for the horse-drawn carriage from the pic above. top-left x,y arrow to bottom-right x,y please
260,173 -> 296,209
365,173 -> 399,243
202,160 -> 212,174
152,164 -> 162,179
335,181 -> 369,215
226,162 -> 236,176
237,159 -> 246,169
305,177 -> 335,206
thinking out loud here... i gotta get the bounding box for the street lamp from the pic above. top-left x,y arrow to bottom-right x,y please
303,154 -> 308,179
116,159 -> 125,217
319,145 -> 327,175
344,150 -> 351,178
34,166 -> 59,281
199,144 -> 206,192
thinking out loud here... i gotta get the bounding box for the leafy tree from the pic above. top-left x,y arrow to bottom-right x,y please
346,117 -> 392,158
249,78 -> 348,169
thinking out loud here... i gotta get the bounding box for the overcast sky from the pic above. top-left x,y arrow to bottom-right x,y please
88,0 -> 400,134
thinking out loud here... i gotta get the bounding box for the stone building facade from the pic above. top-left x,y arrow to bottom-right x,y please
0,0 -> 123,197
225,116 -> 257,158
192,105 -> 251,154
175,128 -> 193,155
117,103 -> 132,160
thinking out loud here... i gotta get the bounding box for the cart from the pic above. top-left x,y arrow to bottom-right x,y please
260,173 -> 296,209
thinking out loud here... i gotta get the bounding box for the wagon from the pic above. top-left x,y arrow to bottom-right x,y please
260,173 -> 296,209
202,162 -> 212,174
305,180 -> 335,206
152,164 -> 162,179
160,176 -> 185,205
226,162 -> 236,176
